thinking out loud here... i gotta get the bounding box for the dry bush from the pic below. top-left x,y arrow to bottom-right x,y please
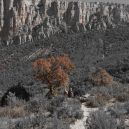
95,93 -> 110,105
32,54 -> 74,96
89,69 -> 113,86
86,110 -> 118,129
0,106 -> 27,118
85,93 -> 110,107
116,93 -> 129,102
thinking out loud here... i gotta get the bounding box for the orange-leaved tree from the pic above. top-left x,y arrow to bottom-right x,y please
32,54 -> 75,96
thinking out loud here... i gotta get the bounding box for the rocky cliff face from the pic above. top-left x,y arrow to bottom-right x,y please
0,0 -> 129,45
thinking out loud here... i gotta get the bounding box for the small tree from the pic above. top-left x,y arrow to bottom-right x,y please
32,54 -> 74,96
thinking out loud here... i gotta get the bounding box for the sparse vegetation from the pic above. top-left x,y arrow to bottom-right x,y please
85,93 -> 110,107
86,110 -> 124,129
46,96 -> 83,125
1,22 -> 129,129
0,105 -> 27,118
116,93 -> 129,102
33,54 -> 74,96
88,82 -> 129,104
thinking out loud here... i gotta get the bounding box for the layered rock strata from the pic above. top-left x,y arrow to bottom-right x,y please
0,0 -> 129,45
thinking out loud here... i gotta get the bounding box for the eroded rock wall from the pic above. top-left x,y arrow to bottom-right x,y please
0,0 -> 129,45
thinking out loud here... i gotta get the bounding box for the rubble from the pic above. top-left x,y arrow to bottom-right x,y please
0,0 -> 129,45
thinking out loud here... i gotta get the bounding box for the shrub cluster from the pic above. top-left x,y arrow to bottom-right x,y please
47,96 -> 83,123
88,69 -> 113,86
86,110 -> 123,129
85,93 -> 110,107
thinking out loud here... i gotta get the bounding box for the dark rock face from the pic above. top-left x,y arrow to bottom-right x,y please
0,83 -> 31,106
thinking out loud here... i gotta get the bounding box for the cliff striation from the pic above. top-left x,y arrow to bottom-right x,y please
0,0 -> 129,45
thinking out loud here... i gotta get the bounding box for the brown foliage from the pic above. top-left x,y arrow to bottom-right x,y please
48,66 -> 70,87
32,59 -> 51,74
32,59 -> 51,83
89,69 -> 113,86
55,54 -> 75,72
47,54 -> 75,72
32,54 -> 74,95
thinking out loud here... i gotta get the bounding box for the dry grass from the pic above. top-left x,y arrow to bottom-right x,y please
0,105 -> 27,118
89,69 -> 113,86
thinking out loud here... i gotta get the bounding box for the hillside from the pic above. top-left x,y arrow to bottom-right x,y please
1,0 -> 129,129
0,24 -> 129,128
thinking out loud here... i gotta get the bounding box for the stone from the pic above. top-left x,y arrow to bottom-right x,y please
0,0 -> 129,45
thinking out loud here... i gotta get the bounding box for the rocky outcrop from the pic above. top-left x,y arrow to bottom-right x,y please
0,0 -> 129,45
